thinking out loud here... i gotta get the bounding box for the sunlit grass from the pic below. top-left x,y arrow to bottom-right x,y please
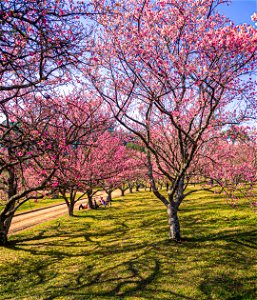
0,189 -> 256,299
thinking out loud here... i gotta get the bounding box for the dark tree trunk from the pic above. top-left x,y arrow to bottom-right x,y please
119,188 -> 125,196
0,213 -> 13,246
136,184 -> 140,192
0,225 -> 8,245
107,190 -> 112,201
0,169 -> 17,245
167,204 -> 181,241
128,183 -> 133,193
87,194 -> 94,209
68,201 -> 75,216
166,182 -> 169,191
0,200 -> 16,246
60,188 -> 75,216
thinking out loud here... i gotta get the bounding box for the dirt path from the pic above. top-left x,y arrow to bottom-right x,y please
9,189 -> 129,235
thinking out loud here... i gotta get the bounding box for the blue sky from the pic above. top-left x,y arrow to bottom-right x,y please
218,0 -> 257,25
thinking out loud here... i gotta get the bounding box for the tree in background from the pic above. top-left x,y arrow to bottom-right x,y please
198,127 -> 257,208
51,93 -> 113,215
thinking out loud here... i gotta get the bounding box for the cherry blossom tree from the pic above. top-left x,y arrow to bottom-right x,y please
50,95 -> 113,215
0,96 -> 61,245
0,87 -> 109,243
88,0 -> 257,240
0,0 -> 94,105
197,127 -> 257,207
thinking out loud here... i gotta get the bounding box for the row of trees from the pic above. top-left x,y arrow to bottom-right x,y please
0,0 -> 257,244
0,90 -> 150,244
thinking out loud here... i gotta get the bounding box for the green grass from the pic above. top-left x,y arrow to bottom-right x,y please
15,197 -> 64,213
0,189 -> 256,299
0,195 -> 64,214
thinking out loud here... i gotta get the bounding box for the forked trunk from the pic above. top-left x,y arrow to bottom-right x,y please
119,188 -> 125,196
87,195 -> 94,209
167,204 -> 181,241
128,183 -> 133,193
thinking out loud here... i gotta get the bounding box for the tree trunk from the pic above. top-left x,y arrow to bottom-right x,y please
167,204 -> 181,241
68,202 -> 75,216
0,214 -> 13,246
136,184 -> 140,192
119,188 -> 125,196
166,182 -> 169,191
0,202 -> 15,246
167,177 -> 185,241
87,194 -> 94,209
107,190 -> 112,202
0,170 -> 17,245
0,222 -> 8,246
128,183 -> 133,193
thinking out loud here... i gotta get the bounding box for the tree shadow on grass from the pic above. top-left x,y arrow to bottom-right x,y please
199,274 -> 257,300
2,193 -> 257,300
3,227 -> 257,299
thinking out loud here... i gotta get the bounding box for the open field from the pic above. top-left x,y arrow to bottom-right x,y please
0,189 -> 256,299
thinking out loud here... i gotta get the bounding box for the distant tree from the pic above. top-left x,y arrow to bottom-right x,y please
51,93 -> 112,215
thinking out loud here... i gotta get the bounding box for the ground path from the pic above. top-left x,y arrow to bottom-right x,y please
9,189 -> 130,235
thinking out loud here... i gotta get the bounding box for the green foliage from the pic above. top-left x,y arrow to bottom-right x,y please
0,190 -> 256,299
126,142 -> 145,152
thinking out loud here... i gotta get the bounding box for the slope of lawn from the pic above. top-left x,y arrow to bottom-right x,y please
0,197 -> 64,215
0,189 -> 256,300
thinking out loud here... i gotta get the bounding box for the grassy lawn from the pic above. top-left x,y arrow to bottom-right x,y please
1,196 -> 74,215
15,197 -> 65,213
0,189 -> 256,299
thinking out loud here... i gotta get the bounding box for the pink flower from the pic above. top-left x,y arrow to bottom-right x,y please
251,12 -> 257,22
